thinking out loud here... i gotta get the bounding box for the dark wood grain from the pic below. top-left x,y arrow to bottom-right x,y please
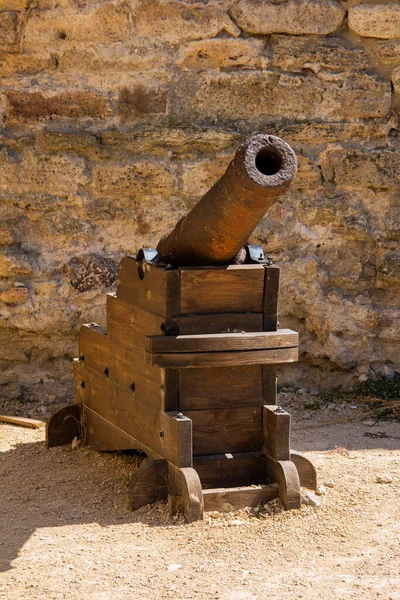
194,452 -> 267,489
203,484 -> 278,512
147,347 -> 298,368
263,405 -> 291,461
180,265 -> 265,315
81,365 -> 192,468
129,459 -> 168,511
178,313 -> 263,335
185,406 -> 263,455
179,365 -> 263,411
46,403 -> 82,448
146,329 -> 298,354
117,257 -> 180,318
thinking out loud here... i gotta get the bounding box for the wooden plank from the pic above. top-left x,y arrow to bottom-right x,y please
129,459 -> 168,511
117,257 -> 180,318
168,464 -> 204,522
263,265 -> 280,315
185,406 -> 263,455
0,415 -> 44,429
81,365 -> 192,468
266,456 -> 301,509
46,403 -> 82,448
178,313 -> 263,335
179,365 -> 263,411
147,329 -> 298,354
290,450 -> 317,491
262,365 -> 277,404
78,324 -> 174,410
106,293 -> 167,350
83,406 -> 158,457
203,484 -> 278,512
147,347 -> 298,368
194,452 -> 267,489
263,405 -> 291,461
180,265 -> 265,315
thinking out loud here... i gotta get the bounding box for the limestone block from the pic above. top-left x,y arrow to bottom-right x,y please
349,3 -> 400,39
0,0 -> 27,10
392,66 -> 400,93
292,156 -> 322,190
118,85 -> 168,121
135,0 -> 240,43
0,54 -> 53,77
58,44 -> 166,74
323,147 -> 400,190
91,160 -> 176,199
230,0 -> 345,35
377,252 -> 400,288
23,4 -> 132,52
270,35 -> 372,74
6,90 -> 109,120
182,71 -> 325,121
36,132 -> 102,160
0,286 -> 29,305
0,11 -> 17,45
372,40 -> 400,66
175,71 -> 391,123
181,155 -> 231,198
178,38 -> 265,71
319,73 -> 391,120
0,149 -> 87,196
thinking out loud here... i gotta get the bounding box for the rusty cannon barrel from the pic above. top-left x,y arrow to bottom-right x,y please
156,133 -> 297,267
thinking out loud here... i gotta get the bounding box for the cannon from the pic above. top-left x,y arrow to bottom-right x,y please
47,134 -> 317,522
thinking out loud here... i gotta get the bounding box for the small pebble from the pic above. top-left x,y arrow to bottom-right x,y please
316,485 -> 327,496
375,475 -> 392,484
301,490 -> 321,507
324,481 -> 335,488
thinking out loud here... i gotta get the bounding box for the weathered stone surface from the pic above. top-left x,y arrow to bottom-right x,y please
270,35 -> 372,73
0,286 -> 29,305
176,71 -> 391,123
118,86 -> 168,121
135,0 -> 240,43
0,149 -> 87,196
392,66 -> 400,94
0,0 -> 398,399
0,11 -> 18,46
58,44 -> 166,74
349,3 -> 400,39
231,0 -> 345,35
64,255 -> 117,293
371,39 -> 400,66
322,147 -> 400,190
91,160 -> 176,199
0,0 -> 27,10
178,38 -> 265,71
7,91 -> 109,120
0,53 -> 53,77
23,4 -> 132,52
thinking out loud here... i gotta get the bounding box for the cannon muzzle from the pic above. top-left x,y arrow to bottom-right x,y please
156,134 -> 297,267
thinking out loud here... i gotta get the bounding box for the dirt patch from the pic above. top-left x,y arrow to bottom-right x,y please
0,395 -> 399,599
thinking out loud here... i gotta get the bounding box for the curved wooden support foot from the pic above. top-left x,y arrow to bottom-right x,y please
46,403 -> 82,448
168,465 -> 204,523
129,459 -> 168,511
266,456 -> 301,510
290,450 -> 317,490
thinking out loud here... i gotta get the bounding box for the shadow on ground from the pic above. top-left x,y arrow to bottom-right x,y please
1,418 -> 399,572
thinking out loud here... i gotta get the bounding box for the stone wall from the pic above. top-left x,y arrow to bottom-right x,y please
0,0 -> 399,402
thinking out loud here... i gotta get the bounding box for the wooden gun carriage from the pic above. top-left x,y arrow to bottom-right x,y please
47,134 -> 317,521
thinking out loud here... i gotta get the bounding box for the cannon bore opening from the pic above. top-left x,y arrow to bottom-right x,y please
255,146 -> 283,176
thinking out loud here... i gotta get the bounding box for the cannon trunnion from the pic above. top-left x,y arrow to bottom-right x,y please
47,134 -> 316,521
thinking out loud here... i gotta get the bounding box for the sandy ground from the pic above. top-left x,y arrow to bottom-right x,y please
0,396 -> 399,600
